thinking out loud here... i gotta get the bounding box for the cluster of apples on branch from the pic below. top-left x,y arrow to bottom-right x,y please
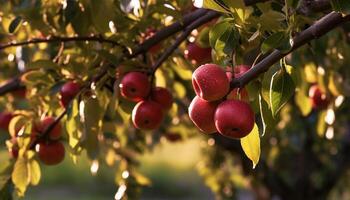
3,80 -> 81,165
189,64 -> 255,139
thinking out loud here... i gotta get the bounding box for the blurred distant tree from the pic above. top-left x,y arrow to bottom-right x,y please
0,0 -> 350,199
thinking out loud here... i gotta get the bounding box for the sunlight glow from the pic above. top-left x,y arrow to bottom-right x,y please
325,109 -> 335,125
115,184 -> 127,200
325,126 -> 334,140
90,160 -> 99,175
193,0 -> 203,8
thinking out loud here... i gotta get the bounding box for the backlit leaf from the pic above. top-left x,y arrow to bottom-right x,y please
240,123 -> 260,168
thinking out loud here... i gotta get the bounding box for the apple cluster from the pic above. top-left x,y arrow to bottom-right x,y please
189,64 -> 255,139
3,115 -> 65,166
2,80 -> 81,165
119,72 -> 173,130
33,117 -> 65,165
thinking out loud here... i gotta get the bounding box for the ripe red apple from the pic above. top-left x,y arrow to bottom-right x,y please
184,42 -> 212,65
192,64 -> 230,101
188,96 -> 218,134
35,117 -> 62,140
309,85 -> 330,109
0,112 -> 13,131
214,100 -> 255,139
227,88 -> 249,102
132,100 -> 164,130
60,81 -> 81,108
151,87 -> 173,110
36,141 -> 65,165
119,72 -> 151,102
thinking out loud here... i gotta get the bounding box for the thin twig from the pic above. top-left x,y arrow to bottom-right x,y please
0,35 -> 126,50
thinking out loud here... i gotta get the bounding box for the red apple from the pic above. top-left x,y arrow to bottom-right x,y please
309,85 -> 330,109
119,72 -> 151,102
60,81 -> 81,108
35,117 -> 62,140
151,87 -> 173,110
192,64 -> 230,101
214,100 -> 255,139
36,141 -> 65,165
185,42 -> 212,65
188,96 -> 218,134
132,100 -> 164,130
227,88 -> 249,102
0,112 -> 13,131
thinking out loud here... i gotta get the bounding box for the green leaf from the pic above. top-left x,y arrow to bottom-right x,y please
209,19 -> 233,49
269,69 -> 295,116
259,94 -> 275,136
8,16 -> 22,34
199,0 -> 230,13
261,32 -> 284,53
12,158 -> 29,196
261,64 -> 279,106
29,160 -> 41,186
66,99 -> 82,153
214,27 -> 238,55
240,123 -> 260,168
82,97 -> 104,160
259,10 -> 285,31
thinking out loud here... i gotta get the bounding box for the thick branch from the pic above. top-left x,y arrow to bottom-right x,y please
232,12 -> 350,88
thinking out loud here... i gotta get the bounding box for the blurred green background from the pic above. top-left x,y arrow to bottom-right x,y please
9,138 -> 215,200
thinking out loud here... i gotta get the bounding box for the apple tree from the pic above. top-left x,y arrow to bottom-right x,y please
1,0 -> 350,199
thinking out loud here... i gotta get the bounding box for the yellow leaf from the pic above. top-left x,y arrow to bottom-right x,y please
12,158 -> 29,196
304,62 -> 317,83
29,159 -> 41,186
240,124 -> 260,168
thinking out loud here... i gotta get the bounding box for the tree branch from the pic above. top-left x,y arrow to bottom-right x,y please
232,11 -> 350,88
151,11 -> 220,76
